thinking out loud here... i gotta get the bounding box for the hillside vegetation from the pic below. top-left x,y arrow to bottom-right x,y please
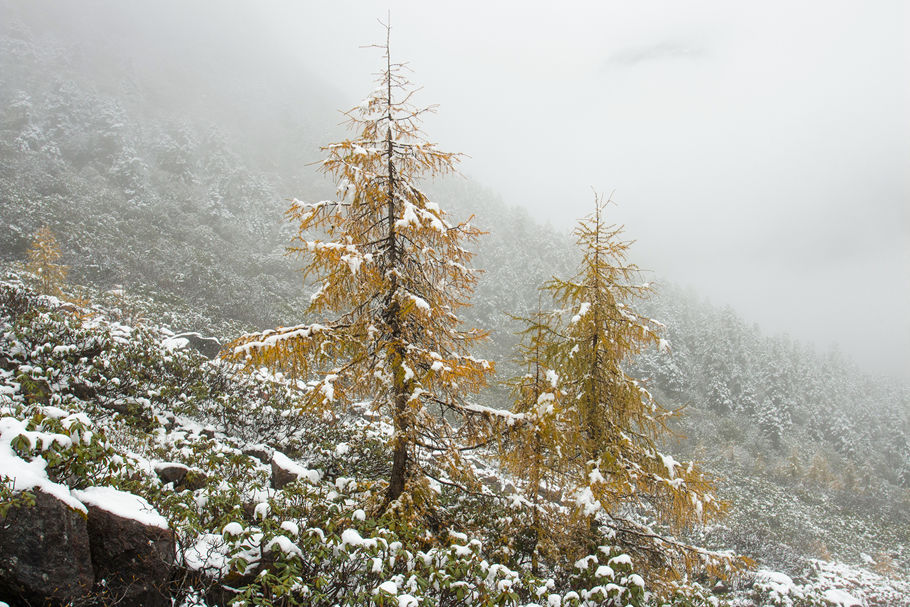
1,12 -> 908,607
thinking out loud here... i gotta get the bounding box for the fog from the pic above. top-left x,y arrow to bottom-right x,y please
5,0 -> 908,380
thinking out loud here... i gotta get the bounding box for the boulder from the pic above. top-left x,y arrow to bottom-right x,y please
270,452 -> 321,490
74,487 -> 175,607
0,489 -> 93,605
271,456 -> 299,490
154,462 -> 189,486
242,445 -> 271,464
181,469 -> 208,491
172,332 -> 222,359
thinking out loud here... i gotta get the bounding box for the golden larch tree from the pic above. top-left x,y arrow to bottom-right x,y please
25,226 -> 68,297
502,194 -> 737,589
226,26 -> 495,511
499,299 -> 568,573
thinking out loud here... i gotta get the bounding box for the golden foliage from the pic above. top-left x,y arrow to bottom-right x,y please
225,28 -> 494,510
499,194 -> 743,588
25,226 -> 68,297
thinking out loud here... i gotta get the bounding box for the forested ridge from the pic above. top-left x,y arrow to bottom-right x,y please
1,11 -> 908,607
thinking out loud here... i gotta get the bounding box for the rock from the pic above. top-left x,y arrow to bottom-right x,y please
0,355 -> 16,371
271,456 -> 299,490
0,489 -> 94,605
172,332 -> 222,359
242,445 -> 271,464
76,488 -> 175,607
57,302 -> 79,314
270,452 -> 321,490
154,462 -> 189,486
181,470 -> 208,491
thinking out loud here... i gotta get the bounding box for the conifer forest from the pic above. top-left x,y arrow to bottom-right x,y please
0,3 -> 907,606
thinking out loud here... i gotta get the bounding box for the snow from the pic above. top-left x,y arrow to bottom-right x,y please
341,528 -> 364,548
254,501 -> 270,520
659,453 -> 678,480
408,293 -> 430,311
162,336 -> 189,352
570,302 -> 591,324
222,522 -> 244,536
594,565 -> 614,579
280,521 -> 300,536
546,369 -> 559,387
72,485 -> 169,529
588,467 -> 605,484
0,416 -> 86,513
265,535 -> 302,557
397,594 -> 419,607
319,374 -> 338,402
378,580 -> 398,594
822,589 -> 861,606
395,202 -> 420,229
608,554 -> 632,567
573,486 -> 601,516
754,569 -> 795,598
272,451 -> 322,484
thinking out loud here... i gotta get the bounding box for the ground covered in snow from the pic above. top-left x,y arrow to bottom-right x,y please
1,274 -> 908,606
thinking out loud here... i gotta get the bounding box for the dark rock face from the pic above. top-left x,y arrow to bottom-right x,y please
271,457 -> 298,490
242,446 -> 271,464
83,503 -> 175,607
154,462 -> 189,485
173,332 -> 222,359
0,489 -> 94,605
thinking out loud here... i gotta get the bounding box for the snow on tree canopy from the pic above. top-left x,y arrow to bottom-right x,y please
223,23 -> 495,510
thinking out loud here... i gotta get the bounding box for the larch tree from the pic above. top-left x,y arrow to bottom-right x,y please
225,26 -> 495,512
25,226 -> 68,297
502,194 -> 737,588
499,299 -> 567,574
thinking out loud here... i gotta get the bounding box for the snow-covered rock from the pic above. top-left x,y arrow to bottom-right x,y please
74,486 -> 174,607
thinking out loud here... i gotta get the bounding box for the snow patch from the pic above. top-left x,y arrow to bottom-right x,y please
72,485 -> 168,529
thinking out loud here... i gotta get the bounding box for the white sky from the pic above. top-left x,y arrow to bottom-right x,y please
275,1 -> 909,380
9,0 -> 909,380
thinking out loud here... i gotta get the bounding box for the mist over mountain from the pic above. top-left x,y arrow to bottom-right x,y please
0,4 -> 908,606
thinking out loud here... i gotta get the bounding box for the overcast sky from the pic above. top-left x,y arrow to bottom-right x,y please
9,1 -> 909,380
277,0 -> 909,381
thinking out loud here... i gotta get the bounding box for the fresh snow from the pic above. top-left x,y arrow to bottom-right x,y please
72,485 -> 169,529
272,451 -> 321,484
823,588 -> 861,607
0,415 -> 87,513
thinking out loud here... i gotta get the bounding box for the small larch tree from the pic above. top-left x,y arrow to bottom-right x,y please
25,226 -> 68,297
226,27 -> 494,512
502,194 -> 738,589
499,299 -> 567,574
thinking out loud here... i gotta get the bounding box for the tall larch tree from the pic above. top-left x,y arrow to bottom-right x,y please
504,194 -> 737,589
226,25 -> 494,511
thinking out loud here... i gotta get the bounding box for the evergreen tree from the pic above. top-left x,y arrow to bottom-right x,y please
503,195 -> 733,587
226,27 -> 494,512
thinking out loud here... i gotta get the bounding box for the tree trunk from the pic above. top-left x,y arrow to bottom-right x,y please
386,387 -> 409,505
